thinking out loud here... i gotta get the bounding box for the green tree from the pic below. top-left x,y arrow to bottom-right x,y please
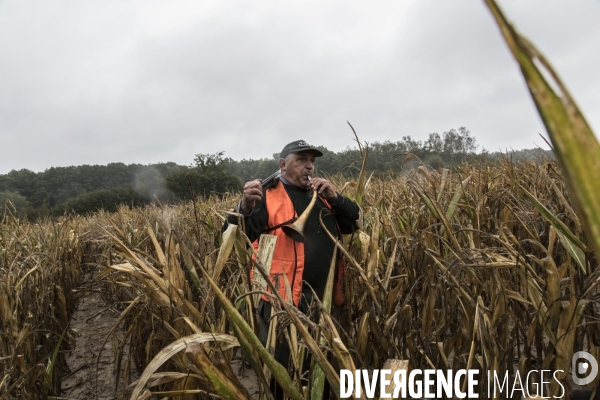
0,191 -> 29,217
442,127 -> 477,164
166,152 -> 242,201
60,186 -> 146,215
424,133 -> 443,153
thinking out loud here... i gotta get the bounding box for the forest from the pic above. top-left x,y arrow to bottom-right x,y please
0,127 -> 552,218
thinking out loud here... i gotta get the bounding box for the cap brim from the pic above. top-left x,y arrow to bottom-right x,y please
304,148 -> 323,157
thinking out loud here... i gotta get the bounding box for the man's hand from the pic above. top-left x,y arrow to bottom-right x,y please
308,178 -> 338,203
241,180 -> 263,214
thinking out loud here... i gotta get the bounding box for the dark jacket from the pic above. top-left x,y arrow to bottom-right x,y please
224,180 -> 359,301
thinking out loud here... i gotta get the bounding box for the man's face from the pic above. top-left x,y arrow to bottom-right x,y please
280,152 -> 316,189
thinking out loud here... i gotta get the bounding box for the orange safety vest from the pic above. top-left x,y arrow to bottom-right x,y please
251,182 -> 346,307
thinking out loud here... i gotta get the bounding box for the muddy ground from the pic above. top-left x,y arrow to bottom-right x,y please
60,270 -> 136,399
60,270 -> 258,399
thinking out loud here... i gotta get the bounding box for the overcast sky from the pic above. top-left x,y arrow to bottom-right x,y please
1,0 -> 599,173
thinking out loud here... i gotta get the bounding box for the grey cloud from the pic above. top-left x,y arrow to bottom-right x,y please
0,0 -> 598,173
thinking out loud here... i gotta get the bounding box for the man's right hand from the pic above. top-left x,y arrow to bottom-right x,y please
240,180 -> 263,214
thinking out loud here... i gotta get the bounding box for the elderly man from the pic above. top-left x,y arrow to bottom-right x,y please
224,140 -> 359,394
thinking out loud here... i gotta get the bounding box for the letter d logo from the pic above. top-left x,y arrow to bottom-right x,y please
572,351 -> 598,386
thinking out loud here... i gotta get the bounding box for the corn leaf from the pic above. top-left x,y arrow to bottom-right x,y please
485,0 -> 600,256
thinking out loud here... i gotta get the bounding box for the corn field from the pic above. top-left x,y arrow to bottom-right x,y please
1,154 -> 598,399
1,0 -> 600,399
0,214 -> 84,398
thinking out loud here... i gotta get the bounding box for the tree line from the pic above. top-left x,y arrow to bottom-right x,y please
225,127 -> 551,181
1,128 -> 552,218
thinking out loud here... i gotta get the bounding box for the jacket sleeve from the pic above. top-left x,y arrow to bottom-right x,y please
331,193 -> 360,234
223,198 -> 269,243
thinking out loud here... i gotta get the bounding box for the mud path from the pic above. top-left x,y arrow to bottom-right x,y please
61,270 -> 136,399
232,354 -> 260,399
60,268 -> 260,399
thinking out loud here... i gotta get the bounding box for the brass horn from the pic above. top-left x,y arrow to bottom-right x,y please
282,176 -> 318,242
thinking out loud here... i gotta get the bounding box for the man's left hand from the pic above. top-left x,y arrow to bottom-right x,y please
308,178 -> 338,203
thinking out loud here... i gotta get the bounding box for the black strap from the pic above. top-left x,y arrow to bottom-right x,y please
263,217 -> 297,233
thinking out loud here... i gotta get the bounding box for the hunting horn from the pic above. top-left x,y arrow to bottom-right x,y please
282,176 -> 318,242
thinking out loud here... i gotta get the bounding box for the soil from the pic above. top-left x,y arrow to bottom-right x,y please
232,355 -> 260,399
60,271 -> 137,400
59,269 -> 260,400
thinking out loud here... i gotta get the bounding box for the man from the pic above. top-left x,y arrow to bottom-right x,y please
224,140 -> 360,392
